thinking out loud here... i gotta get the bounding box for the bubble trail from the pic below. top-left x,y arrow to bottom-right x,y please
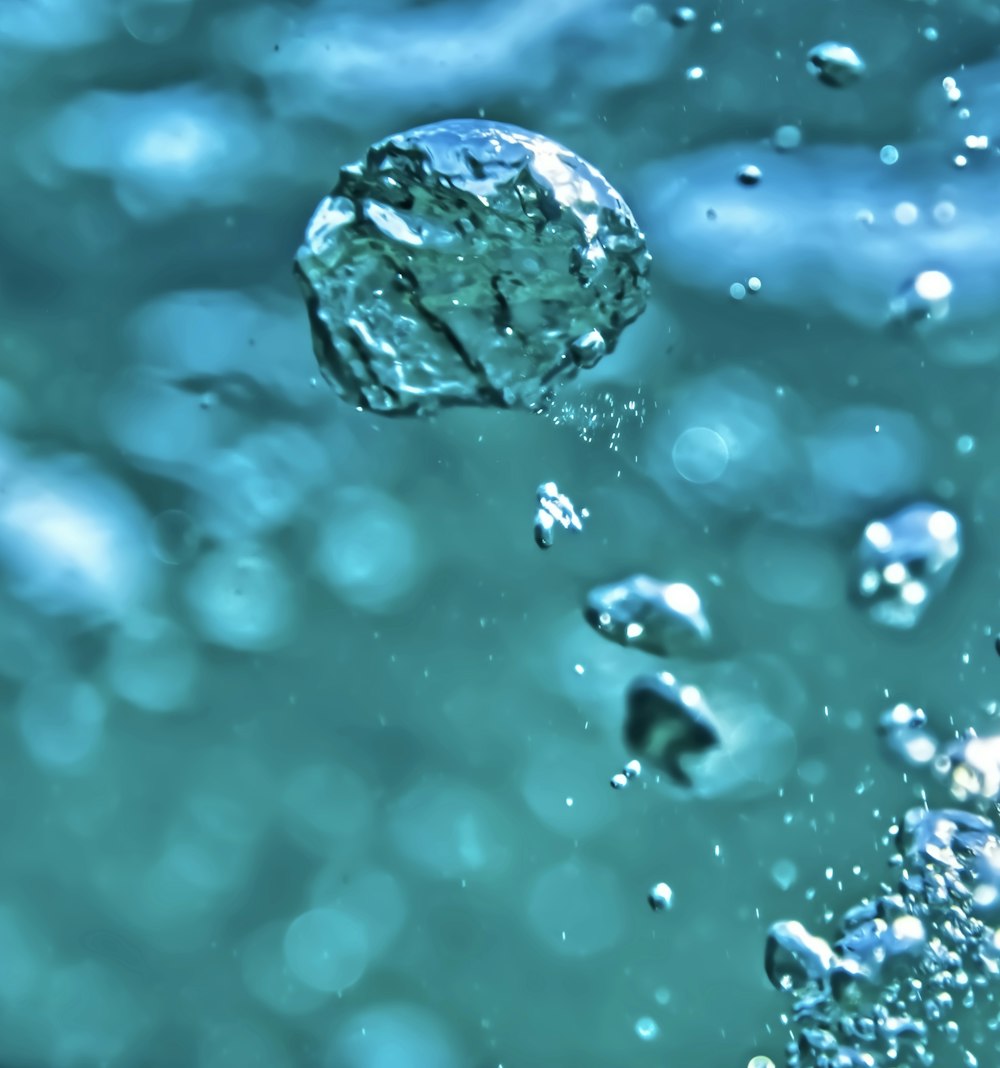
768,808 -> 1000,1067
295,119 -> 650,416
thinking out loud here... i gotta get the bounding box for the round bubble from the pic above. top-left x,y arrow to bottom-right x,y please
672,426 -> 730,483
315,488 -> 421,612
106,615 -> 198,713
185,542 -> 294,651
18,677 -> 105,770
389,776 -> 512,879
295,119 -> 650,415
526,859 -> 625,956
310,866 -> 408,959
333,1003 -> 460,1068
240,922 -> 329,1016
283,908 -> 369,993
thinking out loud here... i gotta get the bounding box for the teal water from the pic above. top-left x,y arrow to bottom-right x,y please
2,1 -> 1000,1066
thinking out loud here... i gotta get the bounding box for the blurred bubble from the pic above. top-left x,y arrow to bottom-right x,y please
772,859 -> 798,891
521,735 -> 616,839
121,0 -> 192,44
240,921 -> 329,1016
0,904 -> 48,1007
47,86 -> 264,218
106,615 -> 198,713
334,1003 -> 460,1068
185,542 -> 295,651
283,908 -> 368,994
18,677 -> 106,771
198,1017 -> 292,1068
281,762 -> 374,855
309,867 -> 408,960
878,703 -> 939,767
0,455 -> 154,621
316,488 -> 421,612
526,860 -> 625,957
672,427 -> 730,483
389,777 -> 512,879
774,125 -> 802,151
880,144 -> 900,165
635,1016 -> 660,1040
151,509 -> 202,565
739,525 -> 840,608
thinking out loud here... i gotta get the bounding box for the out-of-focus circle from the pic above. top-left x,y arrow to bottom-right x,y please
672,426 -> 730,483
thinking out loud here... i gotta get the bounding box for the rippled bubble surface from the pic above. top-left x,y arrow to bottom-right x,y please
584,574 -> 710,656
295,119 -> 650,415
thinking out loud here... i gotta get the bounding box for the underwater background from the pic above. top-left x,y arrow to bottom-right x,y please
3,0 -> 1000,1065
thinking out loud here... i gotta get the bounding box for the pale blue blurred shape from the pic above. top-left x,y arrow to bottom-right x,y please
46,85 -> 263,217
194,424 -> 329,538
104,371 -> 222,469
281,762 -> 374,855
283,907 -> 369,993
389,776 -> 513,879
43,961 -> 147,1067
0,454 -> 155,621
185,541 -> 295,651
240,921 -> 330,1016
739,525 -> 841,609
520,734 -> 617,839
218,0 -> 672,125
310,867 -> 408,959
198,1018 -> 293,1068
807,406 -> 926,510
106,614 -> 199,713
316,487 -> 421,612
17,677 -> 106,770
123,290 -> 320,407
526,859 -> 626,957
0,0 -> 114,50
121,0 -> 191,44
0,904 -> 48,1006
333,1003 -> 460,1068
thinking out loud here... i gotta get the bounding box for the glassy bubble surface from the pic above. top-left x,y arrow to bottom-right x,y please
806,42 -> 866,87
623,672 -> 721,787
852,503 -> 962,629
295,119 -> 650,415
583,574 -> 710,656
672,426 -> 730,483
534,481 -> 587,549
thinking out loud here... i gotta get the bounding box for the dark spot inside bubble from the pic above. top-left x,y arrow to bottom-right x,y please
706,208 -> 717,220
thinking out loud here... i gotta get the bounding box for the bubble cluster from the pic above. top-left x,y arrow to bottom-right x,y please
852,503 -> 962,629
583,575 -> 710,657
768,808 -> 1000,1068
534,481 -> 588,549
295,119 -> 650,415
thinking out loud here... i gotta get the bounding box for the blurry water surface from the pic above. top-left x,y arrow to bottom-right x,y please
3,1 -> 1000,1066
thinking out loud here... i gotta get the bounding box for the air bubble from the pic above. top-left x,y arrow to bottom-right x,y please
295,120 -> 650,415
806,42 -> 866,87
584,574 -> 710,657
